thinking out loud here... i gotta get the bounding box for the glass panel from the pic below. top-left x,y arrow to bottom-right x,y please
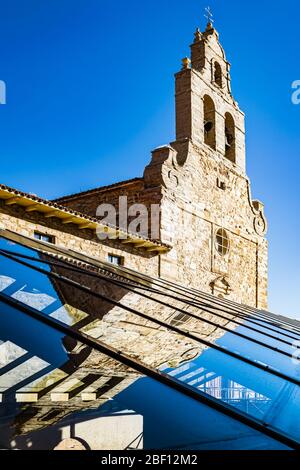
137,277 -> 300,338
138,281 -> 300,341
0,233 -> 300,443
0,296 -> 289,450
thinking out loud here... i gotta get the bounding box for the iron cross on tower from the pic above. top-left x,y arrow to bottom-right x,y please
204,6 -> 214,26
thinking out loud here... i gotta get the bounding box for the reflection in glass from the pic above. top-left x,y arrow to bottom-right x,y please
0,232 -> 299,449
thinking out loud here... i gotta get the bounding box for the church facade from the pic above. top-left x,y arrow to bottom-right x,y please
0,21 -> 268,309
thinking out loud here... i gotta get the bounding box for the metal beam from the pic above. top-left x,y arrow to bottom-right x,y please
0,293 -> 297,450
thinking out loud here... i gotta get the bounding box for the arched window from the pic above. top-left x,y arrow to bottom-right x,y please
214,62 -> 223,87
224,112 -> 236,163
203,95 -> 216,150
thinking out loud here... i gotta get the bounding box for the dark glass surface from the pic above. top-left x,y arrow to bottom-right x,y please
0,297 -> 289,450
0,232 -> 299,447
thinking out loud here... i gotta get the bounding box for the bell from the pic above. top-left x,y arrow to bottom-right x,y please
225,134 -> 231,147
225,130 -> 233,147
204,120 -> 213,133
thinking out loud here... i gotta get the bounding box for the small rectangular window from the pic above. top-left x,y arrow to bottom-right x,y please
108,254 -> 123,266
170,312 -> 191,327
217,178 -> 226,190
34,232 -> 55,244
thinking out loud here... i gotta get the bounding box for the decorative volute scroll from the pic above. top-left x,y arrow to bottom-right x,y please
143,145 -> 180,189
252,200 -> 268,236
164,346 -> 202,369
245,180 -> 268,237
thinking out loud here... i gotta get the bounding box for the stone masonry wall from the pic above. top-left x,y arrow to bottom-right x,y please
156,140 -> 268,309
56,178 -> 162,240
0,200 -> 159,278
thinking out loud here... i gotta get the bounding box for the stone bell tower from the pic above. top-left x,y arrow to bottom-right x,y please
175,21 -> 246,170
55,14 -> 268,309
145,17 -> 269,308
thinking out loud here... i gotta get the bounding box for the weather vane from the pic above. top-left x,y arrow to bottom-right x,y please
204,6 -> 214,25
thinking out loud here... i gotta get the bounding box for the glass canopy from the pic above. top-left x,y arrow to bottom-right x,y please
0,228 -> 299,450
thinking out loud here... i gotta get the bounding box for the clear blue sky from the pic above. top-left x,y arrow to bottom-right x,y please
0,0 -> 299,318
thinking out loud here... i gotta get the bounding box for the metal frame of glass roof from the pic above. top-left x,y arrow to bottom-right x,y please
0,293 -> 298,450
0,227 -> 300,450
0,247 -> 299,386
2,228 -> 299,339
5,227 -> 297,337
0,247 -> 297,357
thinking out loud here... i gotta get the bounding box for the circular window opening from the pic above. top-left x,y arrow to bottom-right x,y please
215,228 -> 230,256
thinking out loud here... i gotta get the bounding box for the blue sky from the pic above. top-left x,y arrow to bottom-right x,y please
0,0 -> 299,318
